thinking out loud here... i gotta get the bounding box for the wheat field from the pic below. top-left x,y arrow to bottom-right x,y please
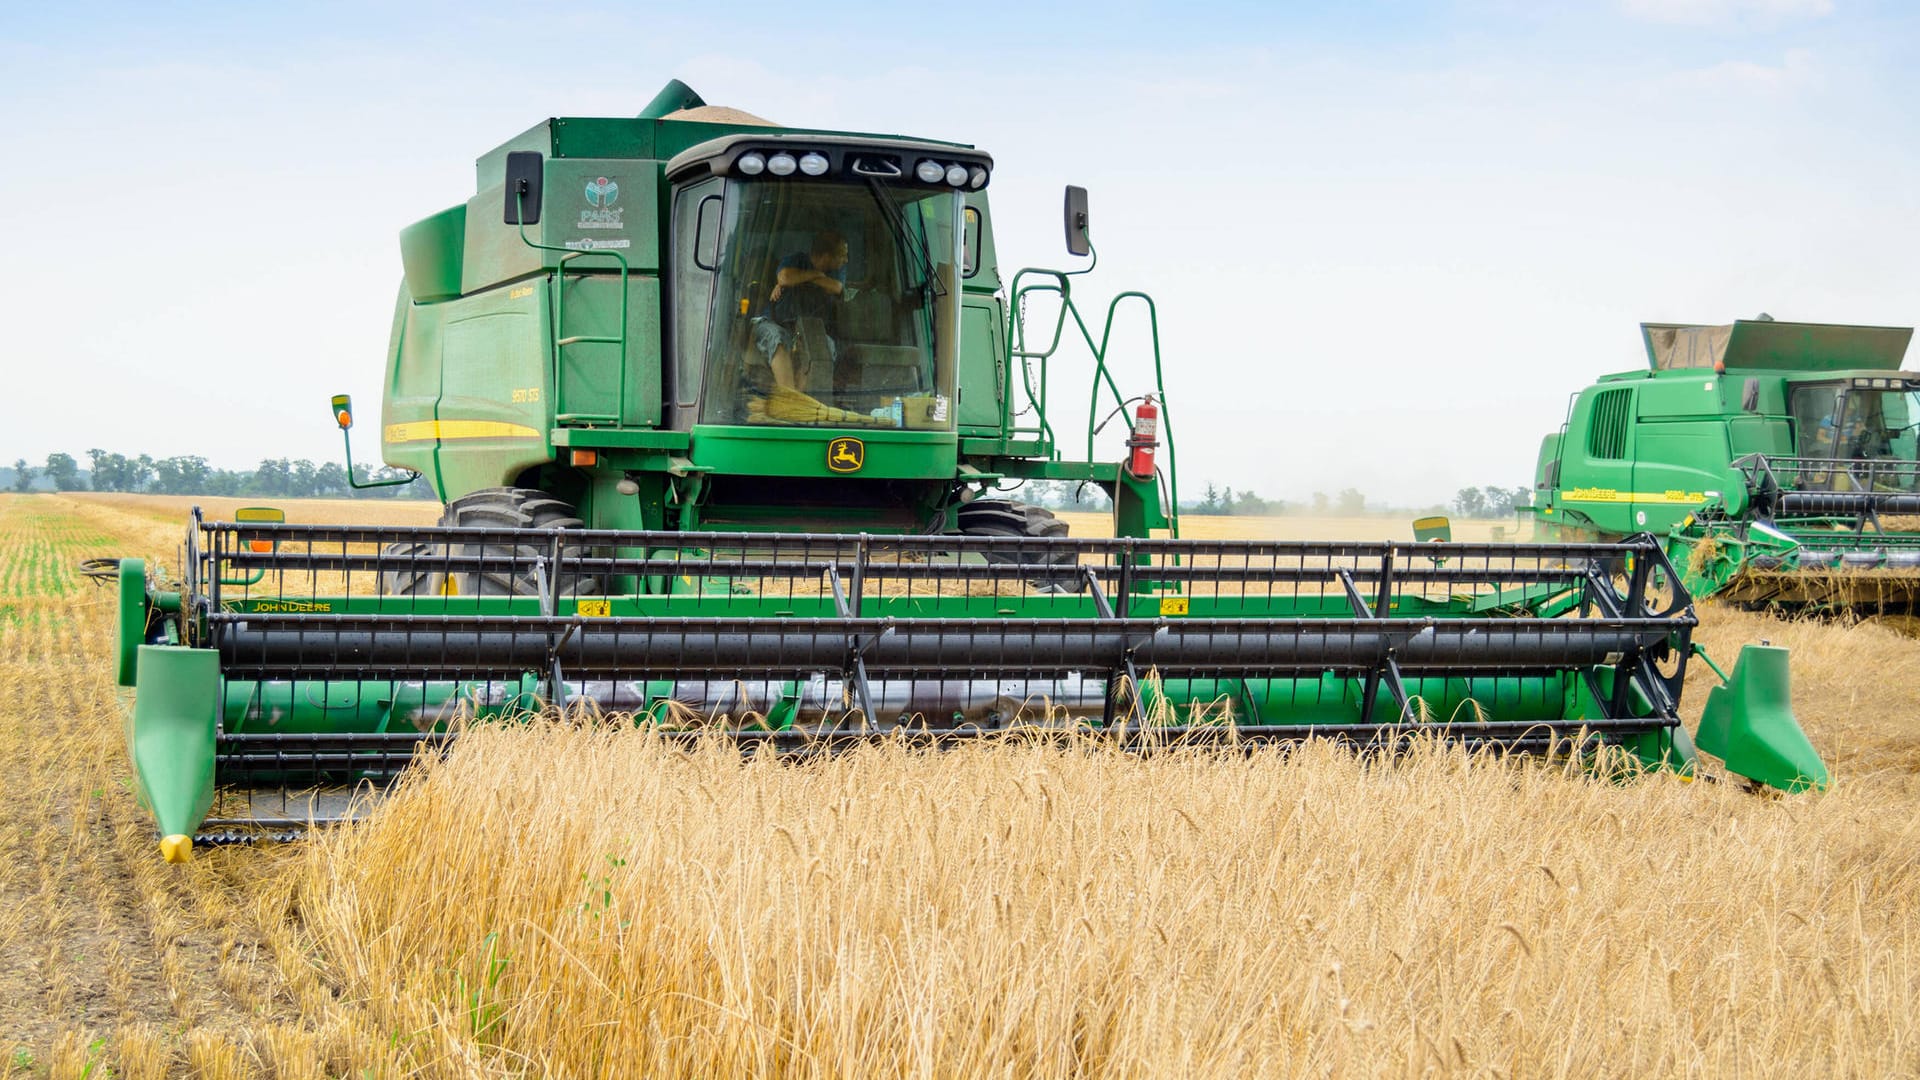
1,492 -> 1917,1077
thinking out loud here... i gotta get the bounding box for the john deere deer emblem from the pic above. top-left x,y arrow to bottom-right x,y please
827,437 -> 864,473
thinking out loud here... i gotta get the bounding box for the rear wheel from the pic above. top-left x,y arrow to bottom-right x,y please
382,488 -> 604,597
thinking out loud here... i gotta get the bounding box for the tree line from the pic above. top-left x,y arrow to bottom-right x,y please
8,450 -> 432,500
1451,485 -> 1532,519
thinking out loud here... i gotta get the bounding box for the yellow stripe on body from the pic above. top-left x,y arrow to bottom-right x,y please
1560,488 -> 1707,504
384,420 -> 543,443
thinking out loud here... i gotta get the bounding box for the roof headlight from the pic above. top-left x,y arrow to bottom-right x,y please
767,152 -> 798,176
798,152 -> 829,176
945,163 -> 969,187
915,159 -> 946,183
968,166 -> 988,189
737,152 -> 766,176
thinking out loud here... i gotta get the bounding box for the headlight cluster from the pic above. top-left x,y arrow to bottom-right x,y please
919,159 -> 989,189
734,148 -> 987,188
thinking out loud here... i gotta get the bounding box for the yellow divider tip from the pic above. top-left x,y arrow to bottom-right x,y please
159,835 -> 193,863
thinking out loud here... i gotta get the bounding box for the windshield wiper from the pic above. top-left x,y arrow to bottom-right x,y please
863,176 -> 945,300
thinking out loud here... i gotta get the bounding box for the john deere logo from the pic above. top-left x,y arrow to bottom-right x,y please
584,177 -> 619,207
827,437 -> 865,473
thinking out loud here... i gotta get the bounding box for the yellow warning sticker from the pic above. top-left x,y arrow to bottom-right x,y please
576,599 -> 611,617
1159,597 -> 1189,616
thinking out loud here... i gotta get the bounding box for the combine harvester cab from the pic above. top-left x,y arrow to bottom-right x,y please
111,83 -> 1829,860
1529,317 -> 1920,613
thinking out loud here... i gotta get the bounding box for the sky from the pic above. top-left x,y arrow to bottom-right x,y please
2,0 -> 1917,507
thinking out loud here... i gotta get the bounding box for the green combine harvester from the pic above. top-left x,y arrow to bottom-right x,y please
115,82 -> 1827,862
1529,317 -> 1920,611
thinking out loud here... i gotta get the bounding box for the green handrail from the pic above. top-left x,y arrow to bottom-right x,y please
515,197 -> 631,426
1004,254 -> 1180,537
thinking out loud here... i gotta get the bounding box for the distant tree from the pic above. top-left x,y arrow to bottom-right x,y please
1453,487 -> 1487,518
86,449 -> 155,493
151,455 -> 213,494
1232,490 -> 1277,515
1479,485 -> 1524,516
1311,491 -> 1329,514
44,452 -> 83,491
253,458 -> 292,497
1200,482 -> 1220,513
1335,488 -> 1366,515
10,459 -> 32,493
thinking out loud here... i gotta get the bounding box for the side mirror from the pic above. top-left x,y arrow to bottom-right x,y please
1063,185 -> 1090,257
504,151 -> 544,225
328,393 -> 424,492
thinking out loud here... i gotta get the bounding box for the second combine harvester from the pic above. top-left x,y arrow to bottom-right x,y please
115,82 -> 1827,860
1530,317 -> 1920,612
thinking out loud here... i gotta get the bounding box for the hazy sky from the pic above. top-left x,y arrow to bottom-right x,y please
3,0 -> 1916,506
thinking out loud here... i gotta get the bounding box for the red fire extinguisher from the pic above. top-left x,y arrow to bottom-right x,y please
1126,396 -> 1160,479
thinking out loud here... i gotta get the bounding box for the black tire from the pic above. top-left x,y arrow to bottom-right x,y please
957,500 -> 1083,591
391,487 -> 605,598
377,539 -> 448,597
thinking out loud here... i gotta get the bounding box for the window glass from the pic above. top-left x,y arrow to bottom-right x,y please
671,179 -> 722,407
1837,389 -> 1920,462
963,206 -> 981,278
697,179 -> 960,430
1790,385 -> 1842,460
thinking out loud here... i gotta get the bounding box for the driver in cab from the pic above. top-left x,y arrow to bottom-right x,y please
756,230 -> 850,391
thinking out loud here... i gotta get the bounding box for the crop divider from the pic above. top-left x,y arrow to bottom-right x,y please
827,564 -> 880,724
1082,566 -> 1142,727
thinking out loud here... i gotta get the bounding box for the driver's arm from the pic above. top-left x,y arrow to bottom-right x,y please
776,266 -> 843,295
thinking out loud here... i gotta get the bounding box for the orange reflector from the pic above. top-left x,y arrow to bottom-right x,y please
336,410 -> 353,428
249,539 -> 273,553
570,449 -> 598,467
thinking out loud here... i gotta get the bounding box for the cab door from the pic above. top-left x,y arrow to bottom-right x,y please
667,177 -> 724,430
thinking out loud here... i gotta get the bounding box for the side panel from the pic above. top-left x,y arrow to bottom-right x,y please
958,299 -> 1006,433
382,284 -> 441,484
389,284 -> 555,500
1554,384 -> 1639,534
460,161 -> 662,295
1630,427 -> 1726,531
1630,374 -> 1730,531
398,204 -> 467,302
540,160 -> 661,271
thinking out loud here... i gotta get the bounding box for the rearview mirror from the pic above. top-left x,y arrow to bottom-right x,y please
1063,185 -> 1090,257
504,151 -> 544,225
330,394 -> 353,430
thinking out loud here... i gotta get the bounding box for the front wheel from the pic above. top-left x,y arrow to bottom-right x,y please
957,500 -> 1083,592
382,488 -> 604,597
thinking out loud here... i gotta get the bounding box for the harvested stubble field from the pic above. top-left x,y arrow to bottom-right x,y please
2,492 -> 1918,1077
